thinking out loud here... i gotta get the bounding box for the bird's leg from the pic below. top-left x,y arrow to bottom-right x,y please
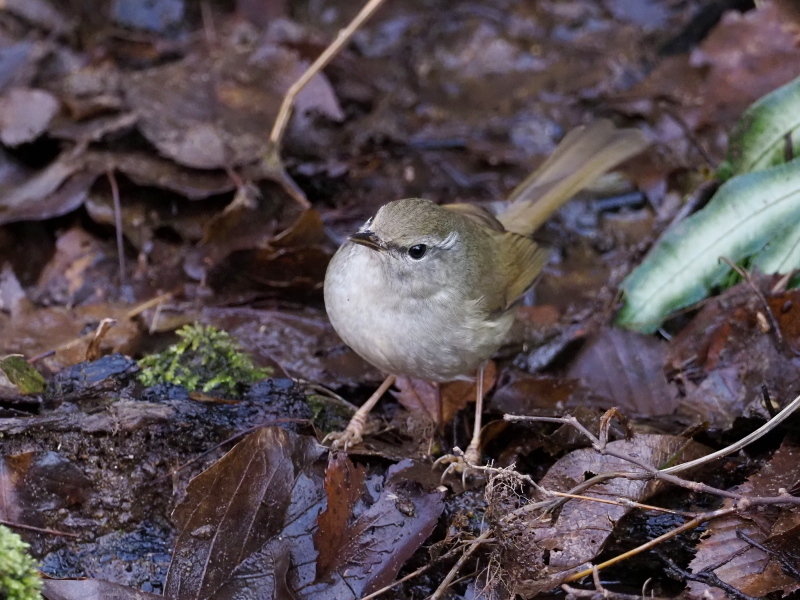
435,363 -> 486,480
323,375 -> 395,451
463,362 -> 485,465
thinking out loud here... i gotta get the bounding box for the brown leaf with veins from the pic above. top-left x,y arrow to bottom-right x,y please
502,434 -> 708,597
314,452 -> 366,579
688,442 -> 800,599
567,328 -> 677,417
164,427 -> 326,600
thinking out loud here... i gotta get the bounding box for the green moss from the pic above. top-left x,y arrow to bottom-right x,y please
138,323 -> 272,397
306,393 -> 353,434
0,525 -> 42,600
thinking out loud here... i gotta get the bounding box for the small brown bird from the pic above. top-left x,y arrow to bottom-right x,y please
324,121 -> 648,463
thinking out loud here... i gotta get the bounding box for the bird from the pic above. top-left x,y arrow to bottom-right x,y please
323,120 -> 648,466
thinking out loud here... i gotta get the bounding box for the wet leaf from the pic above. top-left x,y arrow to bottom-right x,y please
299,460 -> 444,599
566,328 -> 678,417
314,453 -> 366,579
164,427 -> 325,600
617,158 -> 800,332
688,442 -> 800,599
0,87 -> 60,146
164,428 -> 442,600
0,355 -> 46,394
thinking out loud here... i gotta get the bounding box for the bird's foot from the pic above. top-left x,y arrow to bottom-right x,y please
434,445 -> 481,485
322,414 -> 366,451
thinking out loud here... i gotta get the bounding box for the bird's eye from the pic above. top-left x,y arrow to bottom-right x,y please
408,244 -> 427,260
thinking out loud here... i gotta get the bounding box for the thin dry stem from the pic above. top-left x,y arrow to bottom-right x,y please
428,530 -> 492,600
563,506 -> 737,582
268,0 -> 387,147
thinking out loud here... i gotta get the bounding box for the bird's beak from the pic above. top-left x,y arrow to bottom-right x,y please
349,231 -> 385,251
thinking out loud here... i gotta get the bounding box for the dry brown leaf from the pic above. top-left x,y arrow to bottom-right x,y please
503,434 -> 708,597
687,442 -> 800,599
567,327 -> 678,417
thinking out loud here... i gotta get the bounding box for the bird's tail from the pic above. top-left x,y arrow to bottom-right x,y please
497,120 -> 649,236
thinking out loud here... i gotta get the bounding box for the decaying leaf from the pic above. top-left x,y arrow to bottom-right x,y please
498,434 -> 708,597
666,281 -> 800,429
687,442 -> 800,599
566,328 -> 678,416
164,427 -> 326,600
298,459 -> 444,599
314,453 -> 367,578
163,428 -> 442,600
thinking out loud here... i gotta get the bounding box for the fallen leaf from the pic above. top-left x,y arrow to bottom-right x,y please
164,427 -> 326,600
123,43 -> 342,169
688,441 -> 800,599
0,154 -> 97,226
0,355 -> 46,394
566,327 -> 678,416
314,453 -> 367,578
299,460 -> 444,599
394,362 -> 497,428
0,87 -> 60,145
500,434 -> 708,597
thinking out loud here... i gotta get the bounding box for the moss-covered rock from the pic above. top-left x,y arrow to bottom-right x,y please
138,323 -> 271,397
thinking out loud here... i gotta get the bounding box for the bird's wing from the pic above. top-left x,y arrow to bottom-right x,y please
495,232 -> 550,311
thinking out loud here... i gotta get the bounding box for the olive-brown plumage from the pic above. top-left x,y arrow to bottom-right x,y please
323,120 -> 648,449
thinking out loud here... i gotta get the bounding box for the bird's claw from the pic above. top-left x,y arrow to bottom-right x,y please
434,447 -> 480,486
322,426 -> 363,451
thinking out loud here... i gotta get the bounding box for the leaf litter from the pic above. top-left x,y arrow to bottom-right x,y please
0,0 -> 800,598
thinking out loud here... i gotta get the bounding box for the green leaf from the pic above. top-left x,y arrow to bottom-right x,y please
752,222 -> 800,275
0,355 -> 46,395
617,158 -> 800,333
718,74 -> 800,180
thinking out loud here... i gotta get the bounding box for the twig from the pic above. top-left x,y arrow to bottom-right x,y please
562,565 -> 669,600
358,539 -> 474,600
661,391 -> 800,474
106,169 -> 127,289
736,530 -> 800,579
428,529 -> 492,600
268,0 -> 388,148
659,552 -> 759,600
0,519 -> 79,538
562,506 -> 736,582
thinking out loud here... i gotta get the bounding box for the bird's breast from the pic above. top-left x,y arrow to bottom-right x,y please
324,242 -> 512,381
